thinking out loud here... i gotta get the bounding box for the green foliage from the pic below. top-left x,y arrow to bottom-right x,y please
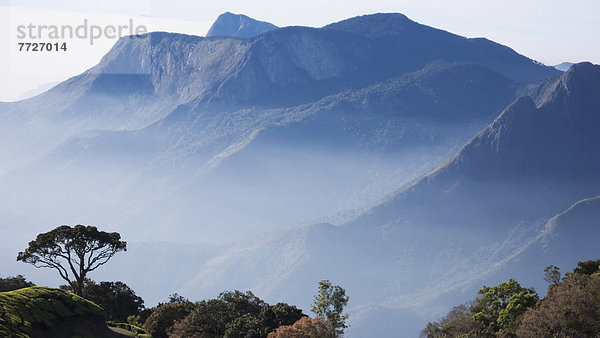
143,302 -> 193,338
311,280 -> 349,335
470,279 -> 538,335
268,302 -> 306,329
173,298 -> 230,336
107,321 -> 149,336
496,290 -> 538,334
225,315 -> 263,338
543,265 -> 561,285
424,259 -> 600,337
224,303 -> 306,337
17,224 -> 127,296
572,259 -> 600,275
128,314 -> 144,326
169,290 -> 305,338
167,293 -> 188,304
0,287 -> 103,337
422,279 -> 537,337
80,280 -> 144,322
0,275 -> 35,292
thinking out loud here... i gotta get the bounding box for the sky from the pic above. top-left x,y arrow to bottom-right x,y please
0,0 -> 599,101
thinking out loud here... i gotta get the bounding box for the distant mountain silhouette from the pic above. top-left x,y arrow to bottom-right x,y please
351,62 -> 600,233
0,12 -> 560,184
206,12 -> 278,38
553,62 -> 575,71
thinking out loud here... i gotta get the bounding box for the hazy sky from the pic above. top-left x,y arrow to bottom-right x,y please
1,0 -> 599,101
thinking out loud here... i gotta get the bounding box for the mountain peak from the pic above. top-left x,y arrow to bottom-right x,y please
324,13 -> 416,38
562,62 -> 599,82
539,62 -> 600,107
206,12 -> 278,38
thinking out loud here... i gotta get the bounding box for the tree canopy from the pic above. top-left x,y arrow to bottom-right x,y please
311,280 -> 349,335
17,225 -> 126,296
167,290 -> 305,338
471,279 -> 538,335
422,258 -> 600,337
544,265 -> 561,285
572,259 -> 600,275
61,280 -> 144,322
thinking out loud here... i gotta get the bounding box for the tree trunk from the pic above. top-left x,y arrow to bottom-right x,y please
75,278 -> 84,296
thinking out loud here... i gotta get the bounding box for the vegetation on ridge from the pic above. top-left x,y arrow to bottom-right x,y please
0,287 -> 105,337
421,259 -> 600,337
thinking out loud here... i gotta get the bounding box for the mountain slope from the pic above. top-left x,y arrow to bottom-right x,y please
179,63 -> 600,336
324,13 -> 560,83
207,12 -> 278,38
11,61 -> 518,241
357,62 -> 600,231
487,194 -> 600,293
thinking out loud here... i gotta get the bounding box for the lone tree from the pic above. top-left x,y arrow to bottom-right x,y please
544,265 -> 561,285
311,280 -> 349,335
17,225 -> 126,296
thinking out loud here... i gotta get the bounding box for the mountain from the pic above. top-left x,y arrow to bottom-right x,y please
1,61 -> 520,244
0,12 -> 572,336
206,12 -> 278,38
488,195 -> 600,293
553,61 -> 575,71
0,13 -> 559,176
179,63 -> 600,336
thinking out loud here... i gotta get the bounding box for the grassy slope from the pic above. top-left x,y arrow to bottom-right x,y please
0,286 -> 116,337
